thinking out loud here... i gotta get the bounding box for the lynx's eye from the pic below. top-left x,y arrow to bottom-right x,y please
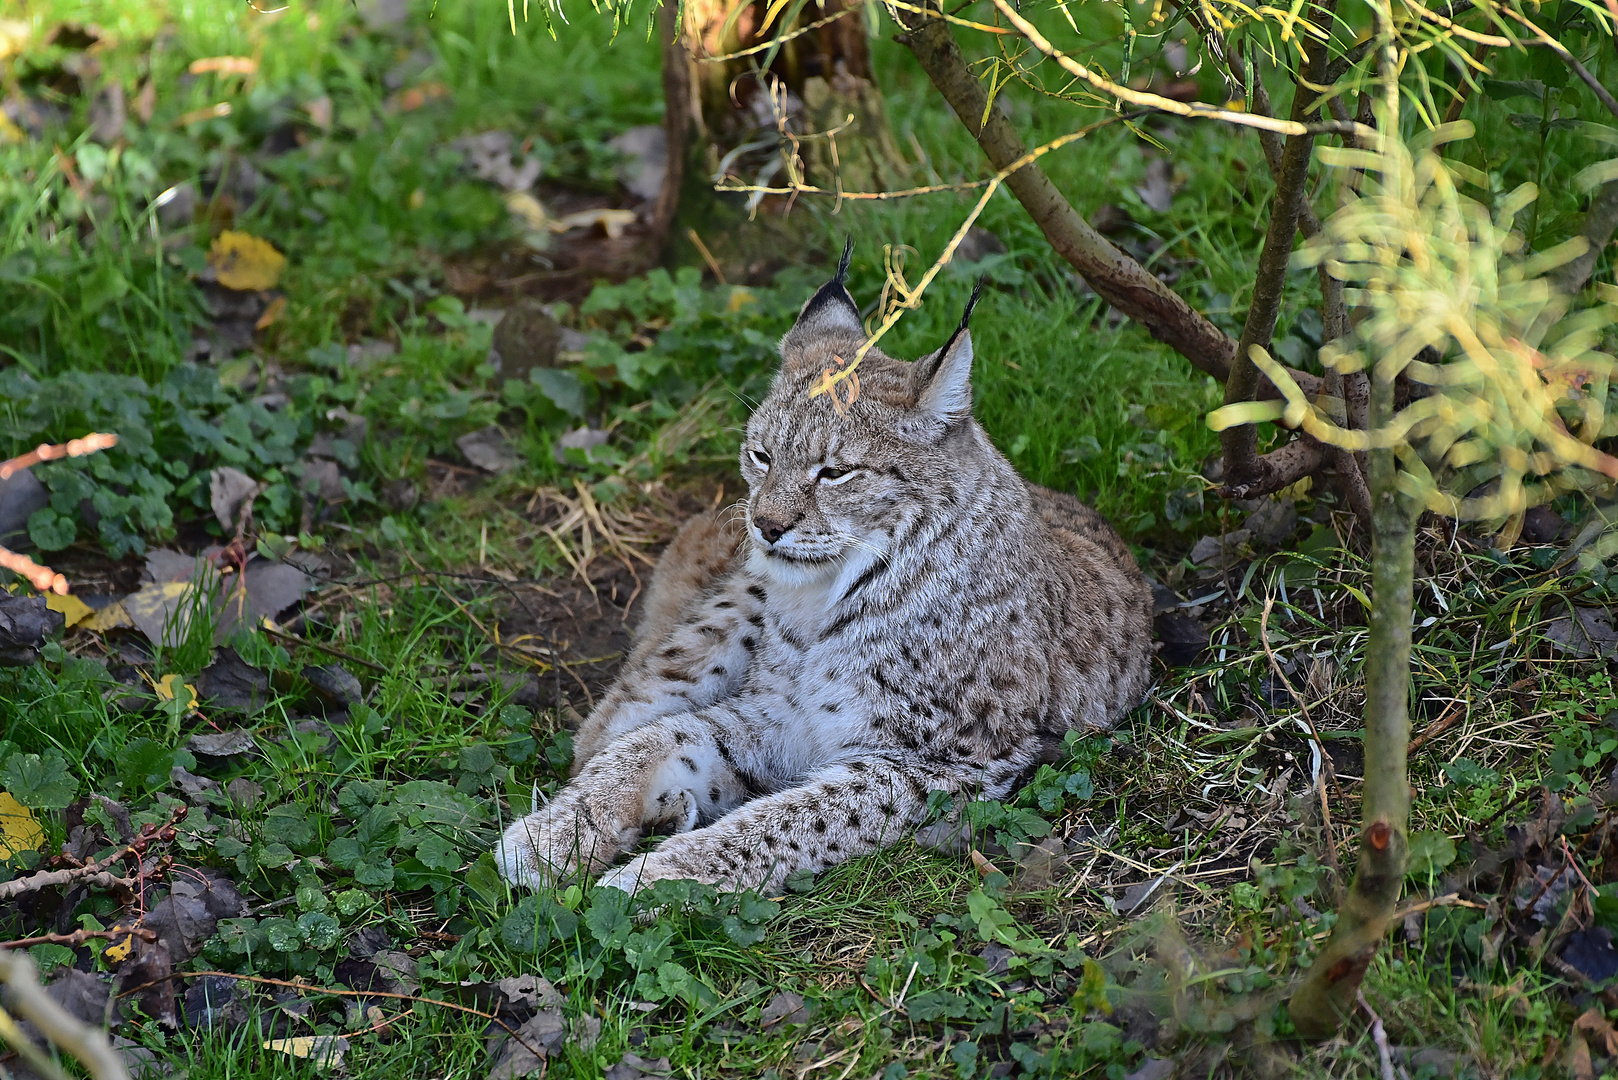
816,465 -> 856,485
748,447 -> 772,472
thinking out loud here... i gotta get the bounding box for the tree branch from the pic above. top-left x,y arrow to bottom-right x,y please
1552,181 -> 1618,297
1221,75 -> 1322,486
897,11 -> 1238,380
1507,8 -> 1618,122
645,0 -> 693,270
1220,436 -> 1326,500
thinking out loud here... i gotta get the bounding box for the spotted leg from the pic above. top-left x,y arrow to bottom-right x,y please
496,707 -> 763,888
596,756 -> 974,895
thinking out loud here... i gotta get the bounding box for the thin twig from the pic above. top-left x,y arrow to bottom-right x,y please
686,228 -> 727,284
261,624 -> 386,672
1505,8 -> 1618,121
1407,698 -> 1466,754
0,434 -> 119,482
807,113 -> 1133,403
0,927 -> 155,951
0,952 -> 129,1080
989,0 -> 1372,141
1357,989 -> 1397,1080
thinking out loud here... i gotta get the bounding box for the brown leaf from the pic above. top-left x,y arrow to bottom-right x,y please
1574,1007 -> 1618,1056
209,466 -> 260,531
119,937 -> 179,1028
1569,1029 -> 1595,1080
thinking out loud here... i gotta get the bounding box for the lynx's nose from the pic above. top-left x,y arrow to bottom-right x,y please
754,513 -> 792,545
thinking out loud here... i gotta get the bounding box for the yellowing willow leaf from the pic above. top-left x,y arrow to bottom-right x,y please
1205,399 -> 1286,431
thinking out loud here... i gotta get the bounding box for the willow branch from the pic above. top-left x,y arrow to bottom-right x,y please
897,10 -> 1232,380
988,0 -> 1373,141
0,952 -> 130,1080
898,6 -> 1323,398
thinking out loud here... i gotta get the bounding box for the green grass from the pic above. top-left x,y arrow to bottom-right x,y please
3,0 -> 1618,1075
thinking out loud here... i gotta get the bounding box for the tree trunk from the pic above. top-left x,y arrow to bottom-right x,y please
1287,366 -> 1415,1037
676,0 -> 904,196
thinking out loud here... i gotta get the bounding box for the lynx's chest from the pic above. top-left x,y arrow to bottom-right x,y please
741,577 -> 874,771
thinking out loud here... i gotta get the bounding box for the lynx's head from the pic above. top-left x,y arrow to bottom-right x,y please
740,243 -> 999,588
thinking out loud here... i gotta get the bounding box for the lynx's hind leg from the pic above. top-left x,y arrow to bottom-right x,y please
633,508 -> 747,646
571,508 -> 758,768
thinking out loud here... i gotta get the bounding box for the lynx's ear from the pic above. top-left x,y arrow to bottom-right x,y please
909,278 -> 983,426
781,239 -> 861,351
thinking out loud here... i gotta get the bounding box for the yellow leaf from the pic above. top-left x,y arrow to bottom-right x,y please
0,19 -> 30,62
0,793 -> 43,859
726,288 -> 757,313
264,1036 -> 349,1068
153,674 -> 198,710
102,933 -> 133,963
81,601 -> 133,633
46,592 -> 94,628
208,231 -> 286,291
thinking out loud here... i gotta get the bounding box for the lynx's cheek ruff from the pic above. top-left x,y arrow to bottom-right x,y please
496,243 -> 1154,895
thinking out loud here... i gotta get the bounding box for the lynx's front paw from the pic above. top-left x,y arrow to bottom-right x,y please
494,812 -> 570,889
496,801 -> 635,889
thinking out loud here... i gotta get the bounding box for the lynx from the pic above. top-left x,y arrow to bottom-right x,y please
497,247 -> 1154,895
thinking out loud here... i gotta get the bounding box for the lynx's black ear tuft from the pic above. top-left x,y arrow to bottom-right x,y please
907,278 -> 985,431
783,238 -> 862,347
833,236 -> 854,285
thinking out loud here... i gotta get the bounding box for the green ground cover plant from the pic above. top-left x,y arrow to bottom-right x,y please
2,0 -> 1618,1074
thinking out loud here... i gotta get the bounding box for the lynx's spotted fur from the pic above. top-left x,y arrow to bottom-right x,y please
497,250 -> 1154,895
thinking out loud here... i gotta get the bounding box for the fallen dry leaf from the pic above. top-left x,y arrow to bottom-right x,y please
152,673 -> 198,710
189,55 -> 257,76
264,1035 -> 349,1069
255,294 -> 287,329
123,580 -> 197,648
0,792 -> 43,858
505,191 -> 549,232
553,208 -> 636,239
388,81 -> 450,112
177,102 -> 233,126
188,728 -> 257,757
81,599 -> 134,632
209,466 -> 260,532
46,591 -> 93,628
1574,1007 -> 1618,1055
304,95 -> 333,130
209,231 -> 286,291
0,19 -> 30,62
